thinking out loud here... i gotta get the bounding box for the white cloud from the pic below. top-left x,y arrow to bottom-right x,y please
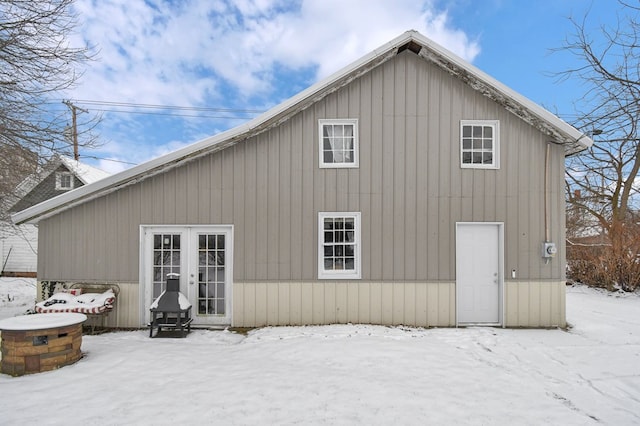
68,0 -> 480,170
71,0 -> 479,104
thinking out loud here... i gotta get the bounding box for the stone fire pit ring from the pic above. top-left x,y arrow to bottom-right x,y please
0,313 -> 87,376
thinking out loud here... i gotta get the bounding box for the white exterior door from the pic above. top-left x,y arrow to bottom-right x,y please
141,226 -> 233,326
456,223 -> 502,325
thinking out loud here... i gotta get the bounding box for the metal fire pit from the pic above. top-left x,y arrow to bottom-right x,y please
148,275 -> 192,338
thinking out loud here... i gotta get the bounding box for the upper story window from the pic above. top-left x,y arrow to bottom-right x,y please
460,120 -> 500,169
318,119 -> 359,168
55,172 -> 74,190
318,212 -> 361,279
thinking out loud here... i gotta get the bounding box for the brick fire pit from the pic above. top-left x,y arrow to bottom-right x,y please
0,313 -> 87,376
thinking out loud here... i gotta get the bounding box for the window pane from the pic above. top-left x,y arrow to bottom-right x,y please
324,246 -> 333,257
483,139 -> 493,149
345,245 -> 354,256
334,125 -> 343,137
324,219 -> 334,230
462,152 -> 472,163
473,139 -> 482,149
216,299 -> 225,314
325,259 -> 334,270
324,231 -> 333,243
483,126 -> 493,138
472,126 -> 482,137
217,235 -> 225,249
323,139 -> 333,151
324,151 -> 335,163
199,235 -> 206,249
335,219 -> 344,229
335,245 -> 344,256
462,138 -> 472,150
154,235 -> 161,249
208,235 -> 215,249
473,152 -> 483,163
323,125 -> 332,138
344,125 -> 354,137
483,153 -> 493,164
345,258 -> 354,270
462,126 -> 471,137
345,231 -> 354,242
163,236 -> 171,249
172,235 -> 180,249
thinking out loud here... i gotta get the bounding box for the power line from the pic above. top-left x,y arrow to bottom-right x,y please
79,155 -> 138,166
72,99 -> 264,114
85,108 -> 257,120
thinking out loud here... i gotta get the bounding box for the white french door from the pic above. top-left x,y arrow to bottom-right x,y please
141,226 -> 233,326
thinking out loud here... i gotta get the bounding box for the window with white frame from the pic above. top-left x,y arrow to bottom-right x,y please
318,119 -> 359,168
55,172 -> 74,190
460,120 -> 499,169
318,212 -> 361,279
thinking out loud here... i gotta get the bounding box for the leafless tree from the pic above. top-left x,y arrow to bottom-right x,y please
560,1 -> 640,290
0,0 -> 99,206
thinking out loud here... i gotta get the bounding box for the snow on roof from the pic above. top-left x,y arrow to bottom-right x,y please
59,156 -> 111,184
11,30 -> 593,225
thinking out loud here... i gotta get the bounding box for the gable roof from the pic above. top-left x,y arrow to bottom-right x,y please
10,155 -> 109,201
6,155 -> 109,213
12,30 -> 592,225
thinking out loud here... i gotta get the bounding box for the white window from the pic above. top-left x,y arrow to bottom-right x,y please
55,172 -> 74,190
318,119 -> 359,168
318,212 -> 361,279
460,120 -> 499,169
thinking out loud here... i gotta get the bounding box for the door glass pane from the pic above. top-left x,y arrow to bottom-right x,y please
197,233 -> 226,315
152,233 -> 181,299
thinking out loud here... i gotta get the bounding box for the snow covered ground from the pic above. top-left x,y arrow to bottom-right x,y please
0,277 -> 36,320
0,282 -> 639,425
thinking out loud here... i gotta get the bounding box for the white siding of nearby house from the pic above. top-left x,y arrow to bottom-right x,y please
1,224 -> 38,273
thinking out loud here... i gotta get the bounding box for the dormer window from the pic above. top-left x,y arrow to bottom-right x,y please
56,172 -> 74,190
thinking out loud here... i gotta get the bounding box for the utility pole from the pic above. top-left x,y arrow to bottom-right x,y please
63,100 -> 88,160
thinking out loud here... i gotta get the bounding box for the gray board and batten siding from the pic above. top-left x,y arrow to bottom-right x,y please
37,49 -> 567,328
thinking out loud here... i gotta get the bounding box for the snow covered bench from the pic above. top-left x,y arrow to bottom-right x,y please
35,289 -> 116,314
35,284 -> 119,332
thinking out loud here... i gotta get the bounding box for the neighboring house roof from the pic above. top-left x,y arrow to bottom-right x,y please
59,156 -> 111,185
11,155 -> 109,201
7,155 -> 110,213
12,30 -> 593,225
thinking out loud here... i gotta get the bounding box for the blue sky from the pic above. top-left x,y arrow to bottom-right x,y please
60,0 -> 626,173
